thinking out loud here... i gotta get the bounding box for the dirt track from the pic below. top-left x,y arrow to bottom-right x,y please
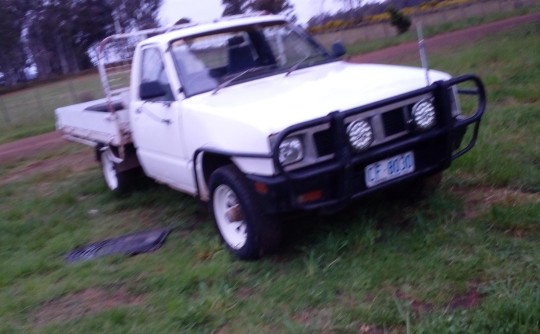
0,13 -> 538,165
0,132 -> 65,163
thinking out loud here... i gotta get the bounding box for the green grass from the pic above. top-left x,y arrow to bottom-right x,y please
396,21 -> 540,193
347,6 -> 540,56
1,20 -> 539,334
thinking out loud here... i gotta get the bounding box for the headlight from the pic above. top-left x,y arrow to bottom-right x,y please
347,120 -> 373,151
278,136 -> 304,165
412,99 -> 436,129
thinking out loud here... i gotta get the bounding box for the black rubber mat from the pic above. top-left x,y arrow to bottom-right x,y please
65,228 -> 172,263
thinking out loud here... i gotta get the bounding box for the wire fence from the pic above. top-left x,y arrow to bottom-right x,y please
0,74 -> 103,134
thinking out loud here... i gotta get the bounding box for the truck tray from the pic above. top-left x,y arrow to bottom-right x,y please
55,98 -> 131,147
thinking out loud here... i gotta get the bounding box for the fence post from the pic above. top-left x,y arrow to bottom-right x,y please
383,22 -> 391,39
34,86 -> 45,117
67,79 -> 78,104
0,97 -> 11,125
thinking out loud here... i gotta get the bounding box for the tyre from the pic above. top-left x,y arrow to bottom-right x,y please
209,165 -> 281,260
99,148 -> 134,193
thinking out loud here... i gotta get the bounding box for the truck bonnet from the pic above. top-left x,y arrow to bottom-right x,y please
181,61 -> 451,135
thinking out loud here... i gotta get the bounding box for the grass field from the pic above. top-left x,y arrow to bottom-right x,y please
1,20 -> 539,334
346,6 -> 540,56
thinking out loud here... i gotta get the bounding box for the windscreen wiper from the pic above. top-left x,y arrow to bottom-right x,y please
213,65 -> 275,95
286,54 -> 323,76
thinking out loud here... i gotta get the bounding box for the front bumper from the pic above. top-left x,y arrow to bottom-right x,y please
247,75 -> 486,214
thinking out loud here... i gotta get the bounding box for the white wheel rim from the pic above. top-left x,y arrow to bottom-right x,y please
101,151 -> 118,190
213,184 -> 247,250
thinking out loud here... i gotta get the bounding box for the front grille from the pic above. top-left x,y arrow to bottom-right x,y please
312,103 -> 417,158
382,108 -> 407,136
313,128 -> 334,157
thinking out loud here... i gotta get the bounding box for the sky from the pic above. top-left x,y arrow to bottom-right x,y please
159,0 -> 346,26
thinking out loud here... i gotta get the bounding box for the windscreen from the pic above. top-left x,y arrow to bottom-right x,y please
170,22 -> 331,96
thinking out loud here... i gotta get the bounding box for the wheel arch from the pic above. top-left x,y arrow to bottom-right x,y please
197,151 -> 235,201
195,148 -> 273,201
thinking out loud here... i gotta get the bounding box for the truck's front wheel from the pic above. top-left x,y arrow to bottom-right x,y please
100,148 -> 133,193
209,165 -> 281,260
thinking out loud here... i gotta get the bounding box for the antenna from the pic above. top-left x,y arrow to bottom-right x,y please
416,21 -> 430,86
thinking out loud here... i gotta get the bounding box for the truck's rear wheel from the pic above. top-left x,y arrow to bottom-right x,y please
100,149 -> 134,193
209,165 -> 281,260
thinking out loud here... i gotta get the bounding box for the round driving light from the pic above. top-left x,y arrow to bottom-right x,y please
347,120 -> 373,151
412,99 -> 436,129
278,137 -> 304,165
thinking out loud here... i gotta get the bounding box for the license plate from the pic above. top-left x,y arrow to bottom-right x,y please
365,151 -> 415,188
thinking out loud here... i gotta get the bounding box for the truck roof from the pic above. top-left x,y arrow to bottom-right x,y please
97,14 -> 289,102
140,14 -> 287,47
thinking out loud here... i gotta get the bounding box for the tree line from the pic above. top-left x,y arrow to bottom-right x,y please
222,0 -> 295,18
0,0 -> 296,87
0,0 -> 424,87
0,0 -> 162,87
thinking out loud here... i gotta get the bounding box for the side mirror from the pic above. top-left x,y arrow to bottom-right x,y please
139,81 -> 166,100
331,42 -> 346,58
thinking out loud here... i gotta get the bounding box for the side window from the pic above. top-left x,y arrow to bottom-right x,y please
140,48 -> 174,101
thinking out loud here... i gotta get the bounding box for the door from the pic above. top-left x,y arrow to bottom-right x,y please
130,46 -> 195,193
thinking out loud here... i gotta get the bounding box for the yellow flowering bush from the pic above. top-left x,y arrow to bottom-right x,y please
307,0 -> 475,34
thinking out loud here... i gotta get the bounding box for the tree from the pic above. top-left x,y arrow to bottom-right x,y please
108,0 -> 163,32
25,0 -> 116,78
0,1 -> 31,86
222,0 -> 295,19
21,0 -> 163,80
222,0 -> 247,16
387,7 -> 411,35
336,0 -> 356,22
252,0 -> 293,15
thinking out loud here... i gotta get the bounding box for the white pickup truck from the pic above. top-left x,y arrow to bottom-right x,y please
56,14 -> 486,260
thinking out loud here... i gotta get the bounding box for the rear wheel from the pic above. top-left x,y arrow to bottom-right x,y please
100,148 -> 134,193
209,165 -> 281,260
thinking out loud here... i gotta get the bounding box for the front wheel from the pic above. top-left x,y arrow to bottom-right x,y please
209,165 -> 281,260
